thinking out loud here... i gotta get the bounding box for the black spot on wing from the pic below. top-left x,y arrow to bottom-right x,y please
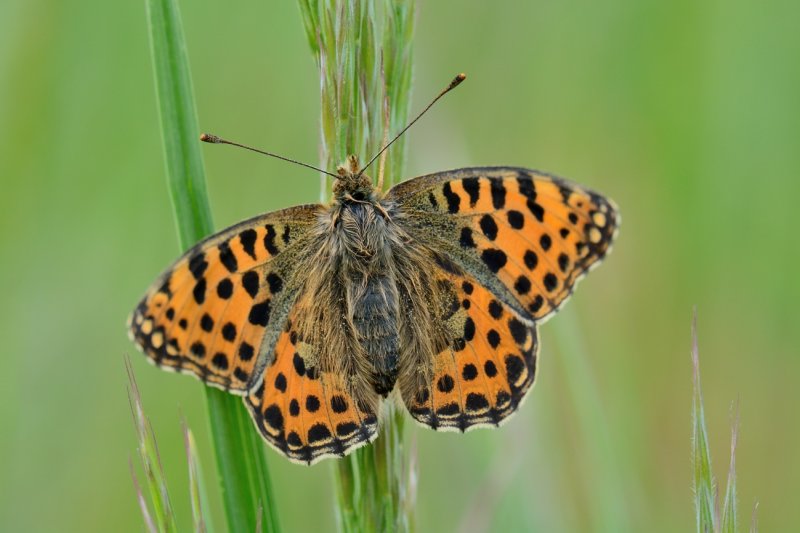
465,392 -> 489,412
543,273 -> 558,292
527,199 -> 545,222
192,279 -> 206,304
437,375 -> 455,393
508,318 -> 528,345
248,300 -> 271,326
218,241 -> 238,273
460,227 -> 477,248
242,271 -> 259,298
307,423 -> 332,444
524,250 -> 538,270
517,176 -> 536,199
238,342 -> 254,361
507,210 -> 524,229
263,225 -> 279,255
490,179 -> 506,209
330,395 -> 348,413
217,278 -> 233,299
212,353 -> 229,370
479,215 -> 498,240
481,249 -> 507,273
461,177 -> 480,206
443,182 -> 460,213
221,322 -> 237,341
266,272 -> 283,294
263,405 -> 284,432
188,252 -> 208,280
239,229 -> 258,260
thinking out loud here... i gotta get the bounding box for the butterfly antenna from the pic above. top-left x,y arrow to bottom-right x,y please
200,133 -> 340,179
358,72 -> 466,177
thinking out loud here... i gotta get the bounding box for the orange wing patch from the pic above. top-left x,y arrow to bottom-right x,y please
402,270 -> 538,431
245,315 -> 379,464
388,167 -> 618,322
128,207 -> 319,394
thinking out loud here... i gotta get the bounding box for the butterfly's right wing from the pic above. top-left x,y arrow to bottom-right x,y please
128,205 -> 322,392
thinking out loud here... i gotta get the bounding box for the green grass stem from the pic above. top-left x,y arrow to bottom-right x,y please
691,311 -> 748,533
126,357 -> 177,532
144,0 -> 280,530
296,0 -> 416,530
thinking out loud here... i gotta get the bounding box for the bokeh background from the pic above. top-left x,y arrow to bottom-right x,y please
2,0 -> 799,531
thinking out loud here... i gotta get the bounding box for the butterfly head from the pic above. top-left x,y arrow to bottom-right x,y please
333,155 -> 376,202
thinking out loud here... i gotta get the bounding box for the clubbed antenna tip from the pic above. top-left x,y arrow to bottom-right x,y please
199,133 -> 221,143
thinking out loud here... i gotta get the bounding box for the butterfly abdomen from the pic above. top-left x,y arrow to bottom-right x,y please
334,199 -> 402,397
352,274 -> 400,397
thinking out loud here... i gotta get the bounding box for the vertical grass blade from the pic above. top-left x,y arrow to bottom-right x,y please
144,0 -> 280,530
692,312 -> 718,533
296,0 -> 417,530
720,403 -> 739,533
182,419 -> 211,533
130,457 -> 159,533
126,357 -> 178,532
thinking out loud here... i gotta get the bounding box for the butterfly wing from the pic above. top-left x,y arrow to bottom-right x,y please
129,203 -> 380,464
244,306 -> 379,464
399,267 -> 538,430
387,167 -> 618,322
127,205 -> 320,393
387,167 -> 618,429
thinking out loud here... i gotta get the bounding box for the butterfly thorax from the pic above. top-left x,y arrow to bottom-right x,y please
327,171 -> 400,397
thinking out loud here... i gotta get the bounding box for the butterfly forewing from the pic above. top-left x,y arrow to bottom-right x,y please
387,167 -> 619,323
127,205 -> 320,393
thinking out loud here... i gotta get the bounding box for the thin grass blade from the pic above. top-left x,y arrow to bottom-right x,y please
750,502 -> 759,533
720,402 -> 739,533
144,0 -> 280,530
130,457 -> 159,533
126,357 -> 178,532
182,419 -> 210,533
692,311 -> 718,533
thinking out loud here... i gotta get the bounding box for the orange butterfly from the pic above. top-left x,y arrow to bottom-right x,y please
128,76 -> 619,465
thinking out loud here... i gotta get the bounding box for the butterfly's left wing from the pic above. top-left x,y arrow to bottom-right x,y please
387,167 -> 618,430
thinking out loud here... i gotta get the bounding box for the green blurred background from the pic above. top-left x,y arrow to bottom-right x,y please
2,0 -> 799,531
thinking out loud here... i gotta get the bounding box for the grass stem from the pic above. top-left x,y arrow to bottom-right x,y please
145,0 -> 280,529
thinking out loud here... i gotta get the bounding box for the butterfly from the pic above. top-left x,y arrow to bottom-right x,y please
128,77 -> 619,465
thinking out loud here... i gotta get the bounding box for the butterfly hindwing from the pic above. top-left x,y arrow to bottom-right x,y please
387,167 -> 618,322
127,205 -> 320,393
399,267 -> 538,431
244,308 -> 379,464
